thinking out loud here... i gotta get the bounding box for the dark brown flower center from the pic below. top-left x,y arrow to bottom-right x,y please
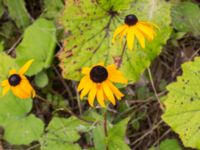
124,14 -> 138,26
90,66 -> 108,83
8,74 -> 21,86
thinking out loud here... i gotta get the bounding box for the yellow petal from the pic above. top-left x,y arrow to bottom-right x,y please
11,76 -> 35,99
112,25 -> 127,43
106,80 -> 124,100
19,59 -> 34,75
96,86 -> 106,107
82,67 -> 91,75
80,81 -> 93,99
107,65 -> 128,84
140,21 -> 159,29
31,89 -> 36,98
88,84 -> 97,107
2,85 -> 10,96
137,22 -> 155,41
96,62 -> 104,66
11,86 -> 29,99
9,69 -> 17,75
78,76 -> 90,92
134,26 -> 145,48
119,28 -> 128,43
126,27 -> 135,50
1,80 -> 9,87
102,81 -> 116,105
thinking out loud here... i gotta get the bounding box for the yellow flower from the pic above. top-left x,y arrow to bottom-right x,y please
1,59 -> 36,99
112,14 -> 158,50
78,63 -> 128,107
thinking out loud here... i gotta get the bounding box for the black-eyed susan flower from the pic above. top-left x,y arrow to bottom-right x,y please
78,63 -> 128,107
1,59 -> 36,99
112,14 -> 158,50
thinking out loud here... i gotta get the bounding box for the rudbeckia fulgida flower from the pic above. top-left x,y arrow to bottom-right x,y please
1,59 -> 36,99
112,14 -> 158,50
78,63 -> 128,107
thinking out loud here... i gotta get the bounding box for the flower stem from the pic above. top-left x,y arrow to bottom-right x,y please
103,110 -> 109,150
117,41 -> 127,68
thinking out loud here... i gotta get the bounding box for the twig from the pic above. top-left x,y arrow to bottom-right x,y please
35,94 -> 53,106
53,107 -> 93,124
26,143 -> 40,150
147,68 -> 164,110
152,129 -> 171,147
6,36 -> 22,54
131,120 -> 163,146
53,65 -> 74,102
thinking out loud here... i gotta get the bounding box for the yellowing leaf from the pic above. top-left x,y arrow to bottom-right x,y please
162,57 -> 200,149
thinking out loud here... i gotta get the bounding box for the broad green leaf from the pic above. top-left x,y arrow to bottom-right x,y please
42,0 -> 64,19
4,114 -> 44,145
16,18 -> 56,76
93,117 -> 130,150
58,0 -> 171,82
0,53 -> 44,145
162,57 -> 200,149
108,137 -> 130,150
0,52 -> 17,79
3,0 -> 31,29
149,139 -> 182,150
108,117 -> 130,138
93,125 -> 107,150
40,116 -> 90,150
171,2 -> 200,36
34,71 -> 49,88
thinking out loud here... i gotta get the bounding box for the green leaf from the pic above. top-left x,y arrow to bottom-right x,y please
162,57 -> 200,149
4,114 -> 44,145
93,117 -> 130,150
16,18 -> 56,76
0,53 -> 44,145
34,71 -> 49,88
3,0 -> 31,29
108,117 -> 130,138
42,0 -> 64,20
40,116 -> 90,150
0,52 -> 17,79
171,2 -> 200,36
108,137 -> 130,150
0,41 -> 4,52
93,125 -> 107,150
58,0 -> 171,82
149,139 -> 182,150
0,0 -> 4,18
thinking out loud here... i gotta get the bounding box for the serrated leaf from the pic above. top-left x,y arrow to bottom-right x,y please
162,57 -> 200,149
171,2 -> 200,36
0,53 -> 44,145
3,0 -> 31,29
58,0 -> 171,82
16,18 -> 56,76
40,116 -> 90,150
